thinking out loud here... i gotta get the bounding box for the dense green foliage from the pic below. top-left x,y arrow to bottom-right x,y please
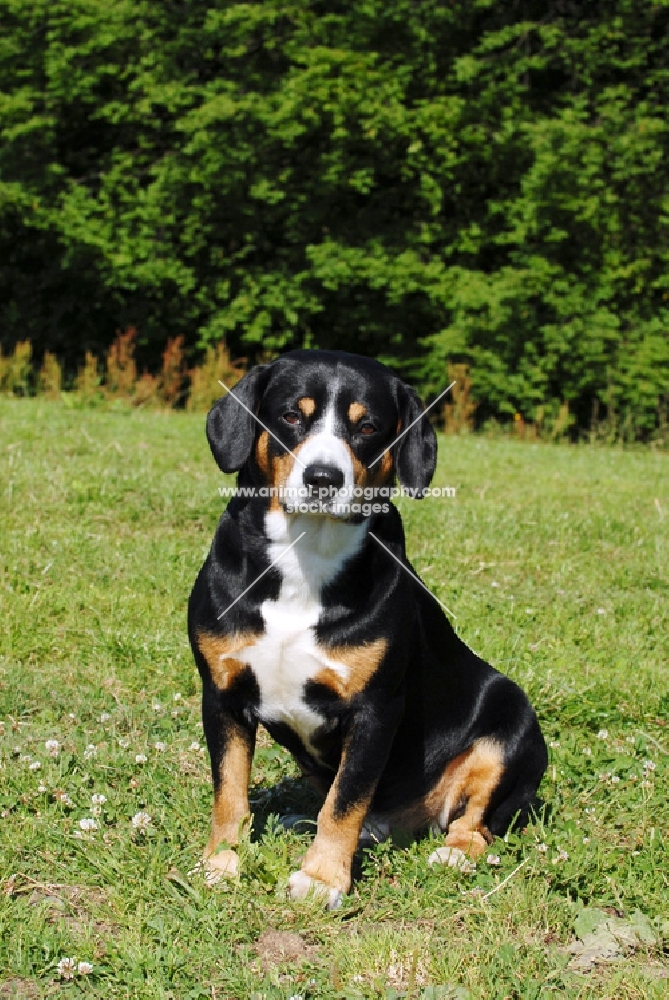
1,1 -> 668,434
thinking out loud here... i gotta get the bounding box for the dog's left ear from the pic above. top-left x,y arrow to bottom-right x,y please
206,364 -> 271,472
393,382 -> 437,496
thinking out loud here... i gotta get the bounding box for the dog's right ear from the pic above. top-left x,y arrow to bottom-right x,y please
206,365 -> 271,473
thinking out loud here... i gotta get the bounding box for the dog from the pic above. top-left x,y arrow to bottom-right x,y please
188,349 -> 547,907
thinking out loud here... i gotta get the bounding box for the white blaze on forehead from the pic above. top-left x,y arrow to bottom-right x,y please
284,384 -> 356,508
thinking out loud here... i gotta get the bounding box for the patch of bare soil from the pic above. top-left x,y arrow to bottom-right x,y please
252,929 -> 318,970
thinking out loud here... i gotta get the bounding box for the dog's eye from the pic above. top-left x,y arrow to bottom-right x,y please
359,422 -> 376,436
283,411 -> 301,425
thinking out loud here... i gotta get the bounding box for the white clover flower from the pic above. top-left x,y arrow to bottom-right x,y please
536,842 -> 548,853
487,854 -> 501,866
55,790 -> 74,807
596,608 -> 606,615
643,759 -> 656,772
57,957 -> 76,980
189,741 -> 201,751
641,779 -> 652,789
582,747 -> 592,756
626,735 -> 636,744
552,848 -> 569,864
173,692 -> 182,701
83,744 -> 97,760
154,742 -> 166,752
37,783 -> 47,793
460,859 -> 477,875
118,737 -> 130,749
611,774 -> 620,784
19,755 -> 31,763
135,753 -> 147,764
582,837 -> 590,844
131,811 -> 152,831
77,961 -> 93,976
152,703 -> 162,712
91,793 -> 106,806
45,739 -> 60,756
79,818 -> 97,832
99,712 -> 111,723
549,740 -> 560,748
29,761 -> 41,771
597,729 -> 608,740
491,581 -> 499,588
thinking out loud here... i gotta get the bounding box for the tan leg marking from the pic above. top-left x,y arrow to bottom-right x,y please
203,729 -> 254,882
290,744 -> 372,902
348,401 -> 367,424
196,631 -> 258,690
429,739 -> 503,860
298,396 -> 316,418
299,787 -> 370,895
314,638 -> 387,698
386,739 -> 503,853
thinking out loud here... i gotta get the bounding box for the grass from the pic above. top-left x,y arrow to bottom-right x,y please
0,396 -> 667,999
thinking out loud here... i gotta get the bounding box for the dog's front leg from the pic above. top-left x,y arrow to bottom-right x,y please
201,681 -> 256,881
288,701 -> 400,908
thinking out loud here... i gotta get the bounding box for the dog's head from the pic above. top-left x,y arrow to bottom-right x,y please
206,349 -> 437,519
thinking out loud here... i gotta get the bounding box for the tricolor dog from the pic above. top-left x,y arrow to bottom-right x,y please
188,350 -> 547,906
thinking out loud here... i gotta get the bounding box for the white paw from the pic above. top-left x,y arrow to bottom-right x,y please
287,870 -> 343,910
197,849 -> 239,885
428,846 -> 468,868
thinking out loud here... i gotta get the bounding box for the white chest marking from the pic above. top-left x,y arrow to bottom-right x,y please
227,511 -> 368,757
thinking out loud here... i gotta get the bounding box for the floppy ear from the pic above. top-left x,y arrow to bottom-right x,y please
206,364 -> 270,473
393,382 -> 437,496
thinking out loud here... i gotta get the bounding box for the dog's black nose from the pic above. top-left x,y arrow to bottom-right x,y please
303,463 -> 344,492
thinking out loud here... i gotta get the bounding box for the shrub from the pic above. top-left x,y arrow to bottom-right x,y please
187,342 -> 246,412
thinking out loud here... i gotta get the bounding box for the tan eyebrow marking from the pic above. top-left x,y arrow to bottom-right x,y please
298,397 -> 316,418
348,402 -> 367,424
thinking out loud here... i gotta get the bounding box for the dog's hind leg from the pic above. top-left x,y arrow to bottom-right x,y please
426,739 -> 503,868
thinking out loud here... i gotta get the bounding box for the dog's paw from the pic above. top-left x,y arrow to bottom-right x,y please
287,870 -> 343,910
198,849 -> 239,885
428,846 -> 472,869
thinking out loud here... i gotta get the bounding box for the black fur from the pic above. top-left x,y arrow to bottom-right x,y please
189,349 -> 547,891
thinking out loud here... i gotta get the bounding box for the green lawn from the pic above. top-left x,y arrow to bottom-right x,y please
0,397 -> 667,999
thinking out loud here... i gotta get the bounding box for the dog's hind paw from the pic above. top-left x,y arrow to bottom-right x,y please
428,846 -> 470,869
287,870 -> 343,910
